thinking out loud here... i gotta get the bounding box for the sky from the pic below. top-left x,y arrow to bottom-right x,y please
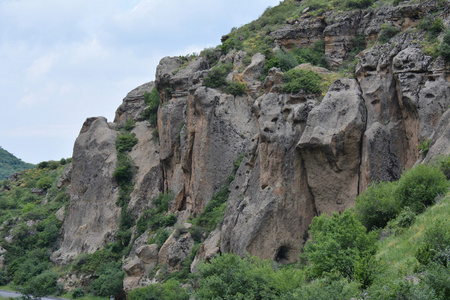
0,0 -> 280,164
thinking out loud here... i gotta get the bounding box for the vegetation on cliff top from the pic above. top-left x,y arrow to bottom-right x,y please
0,147 -> 34,181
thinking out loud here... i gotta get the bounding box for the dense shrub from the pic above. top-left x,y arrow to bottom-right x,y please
113,153 -> 135,187
435,154 -> 450,179
304,210 -> 378,279
203,63 -> 233,88
395,164 -> 448,213
196,253 -> 287,299
293,40 -> 327,68
378,23 -> 400,44
71,249 -> 119,274
200,47 -> 219,66
148,229 -> 171,249
292,275 -> 360,300
415,217 -> 450,266
116,133 -> 138,153
419,16 -> 444,41
22,270 -> 61,298
355,181 -> 400,231
422,262 -> 450,299
72,287 -> 86,298
36,176 -> 52,190
128,278 -> 189,300
141,87 -> 160,127
281,69 -> 322,94
224,81 -> 247,96
0,269 -> 9,285
265,50 -> 299,73
439,29 -> 450,63
191,185 -> 229,233
89,261 -> 125,298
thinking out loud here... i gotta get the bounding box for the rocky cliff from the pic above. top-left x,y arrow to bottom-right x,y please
51,0 -> 450,292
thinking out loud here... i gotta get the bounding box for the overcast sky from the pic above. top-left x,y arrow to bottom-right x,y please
0,0 -> 279,164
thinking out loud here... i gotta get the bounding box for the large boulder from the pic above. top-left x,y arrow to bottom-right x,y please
52,117 -> 120,264
298,79 -> 366,214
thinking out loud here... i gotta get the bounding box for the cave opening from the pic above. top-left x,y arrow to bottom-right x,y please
275,245 -> 290,264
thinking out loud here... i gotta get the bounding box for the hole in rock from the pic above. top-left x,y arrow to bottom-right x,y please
275,245 -> 291,264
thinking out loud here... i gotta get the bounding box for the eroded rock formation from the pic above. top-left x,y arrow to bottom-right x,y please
52,0 -> 450,292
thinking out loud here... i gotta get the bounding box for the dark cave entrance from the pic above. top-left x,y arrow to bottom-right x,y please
275,245 -> 290,264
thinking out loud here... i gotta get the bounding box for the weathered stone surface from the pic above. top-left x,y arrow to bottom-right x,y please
159,85 -> 256,215
123,258 -> 144,277
52,117 -> 120,264
298,79 -> 366,214
423,109 -> 450,163
158,231 -> 194,272
57,163 -> 72,188
323,10 -> 362,68
221,91 -> 316,263
271,16 -> 326,49
242,53 -> 265,83
191,228 -> 220,273
127,121 -> 162,214
136,244 -> 159,265
55,206 -> 66,222
114,81 -> 155,125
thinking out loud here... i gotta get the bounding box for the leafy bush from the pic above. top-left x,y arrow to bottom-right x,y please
395,164 -> 448,213
435,154 -> 450,179
128,278 -> 189,300
224,81 -> 247,96
293,275 -> 360,300
203,63 -> 233,88
22,270 -> 61,298
304,210 -> 378,279
116,133 -> 138,153
148,228 -> 171,249
281,69 -> 322,94
72,287 -> 86,298
439,29 -> 450,63
191,185 -> 229,232
265,50 -> 299,73
0,269 -> 10,285
13,250 -> 50,285
71,249 -> 119,274
355,181 -> 400,231
422,262 -> 450,299
113,153 -> 135,187
419,16 -> 444,41
141,87 -> 160,127
293,40 -> 327,68
417,139 -> 431,155
36,176 -> 52,190
200,47 -> 219,66
196,253 -> 285,299
378,23 -> 400,44
415,217 -> 450,266
386,207 -> 416,235
89,261 -> 125,298
123,118 -> 135,132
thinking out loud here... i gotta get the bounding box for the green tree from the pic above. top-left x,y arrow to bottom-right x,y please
89,262 -> 125,298
395,164 -> 448,214
304,211 -> 378,279
355,181 -> 400,231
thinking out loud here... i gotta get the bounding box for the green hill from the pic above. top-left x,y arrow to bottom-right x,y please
0,147 -> 34,180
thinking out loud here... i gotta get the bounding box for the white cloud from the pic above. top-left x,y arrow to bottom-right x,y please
0,124 -> 79,138
0,0 -> 281,162
26,53 -> 59,81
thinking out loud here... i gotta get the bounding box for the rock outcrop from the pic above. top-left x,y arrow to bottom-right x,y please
52,117 -> 120,264
52,0 -> 450,293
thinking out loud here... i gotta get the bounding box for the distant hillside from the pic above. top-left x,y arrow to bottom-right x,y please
0,147 -> 34,180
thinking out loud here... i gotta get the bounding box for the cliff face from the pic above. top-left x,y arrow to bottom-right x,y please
52,0 -> 450,290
